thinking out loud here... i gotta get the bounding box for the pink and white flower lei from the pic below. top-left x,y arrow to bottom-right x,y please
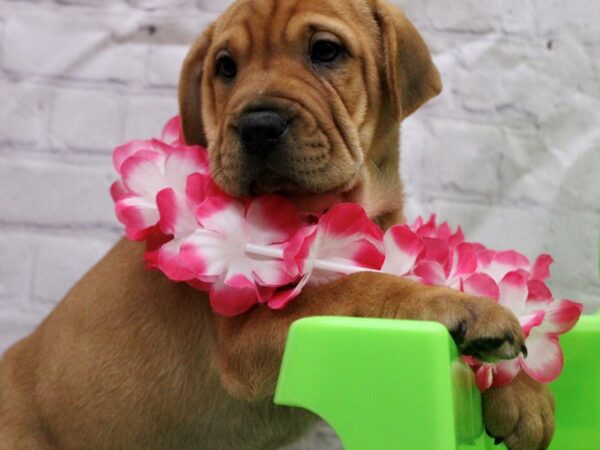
112,117 -> 583,392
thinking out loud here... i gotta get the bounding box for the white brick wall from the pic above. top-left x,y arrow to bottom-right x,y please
1,1 -> 599,448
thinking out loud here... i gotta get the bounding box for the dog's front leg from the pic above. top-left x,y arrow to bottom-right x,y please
483,371 -> 555,449
213,271 -> 526,401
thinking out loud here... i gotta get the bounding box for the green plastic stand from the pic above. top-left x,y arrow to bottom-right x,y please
275,314 -> 600,450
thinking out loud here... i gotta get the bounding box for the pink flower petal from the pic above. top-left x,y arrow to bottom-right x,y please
156,188 -> 196,238
164,147 -> 209,192
498,271 -> 528,316
420,237 -> 449,265
449,243 -> 478,279
246,196 -> 302,245
268,274 -> 310,310
381,225 -> 424,276
195,197 -> 245,234
121,156 -> 166,197
158,239 -> 196,282
527,280 -> 553,301
462,273 -> 500,300
436,222 -> 452,241
113,140 -> 167,173
320,203 -> 383,241
161,116 -> 182,145
520,310 -> 546,336
110,180 -> 128,202
475,249 -> 496,270
143,226 -> 171,268
180,229 -> 232,277
113,140 -> 149,172
521,332 -> 564,383
351,240 -> 385,270
412,260 -> 447,286
537,299 -> 583,336
186,173 -> 227,207
474,364 -> 494,391
283,226 -> 318,275
210,276 -> 258,316
115,195 -> 159,236
530,254 -> 553,281
413,215 -> 437,237
486,250 -> 530,282
252,258 -> 295,287
492,358 -> 522,387
449,227 -> 465,250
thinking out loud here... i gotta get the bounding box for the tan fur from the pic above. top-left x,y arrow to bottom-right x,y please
0,1 -> 554,449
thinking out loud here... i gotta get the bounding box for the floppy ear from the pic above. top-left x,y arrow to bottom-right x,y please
178,24 -> 215,147
372,1 -> 442,119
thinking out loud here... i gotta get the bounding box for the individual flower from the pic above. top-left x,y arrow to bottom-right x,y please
179,195 -> 303,316
271,204 -> 384,309
112,118 -> 209,240
463,270 -> 583,391
155,173 -> 226,282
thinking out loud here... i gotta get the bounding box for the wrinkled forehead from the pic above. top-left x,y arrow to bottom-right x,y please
212,0 -> 378,58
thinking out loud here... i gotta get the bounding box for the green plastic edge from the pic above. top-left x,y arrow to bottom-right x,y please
275,314 -> 600,450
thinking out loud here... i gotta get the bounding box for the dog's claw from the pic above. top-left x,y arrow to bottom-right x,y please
450,320 -> 467,346
506,332 -> 515,345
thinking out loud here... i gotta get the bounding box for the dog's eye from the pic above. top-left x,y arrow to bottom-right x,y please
311,40 -> 343,64
216,54 -> 237,79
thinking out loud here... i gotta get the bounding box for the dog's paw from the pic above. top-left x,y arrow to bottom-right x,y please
482,372 -> 555,449
423,291 -> 526,362
449,301 -> 525,362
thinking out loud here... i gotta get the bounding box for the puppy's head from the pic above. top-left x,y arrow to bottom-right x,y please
179,0 -> 440,214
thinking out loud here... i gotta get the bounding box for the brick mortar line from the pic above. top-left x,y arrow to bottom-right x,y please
0,2 -> 219,21
406,192 -> 600,216
0,151 -> 116,167
0,221 -> 122,235
0,70 -> 180,94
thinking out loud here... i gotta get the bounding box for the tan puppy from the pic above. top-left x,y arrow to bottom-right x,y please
0,0 -> 554,449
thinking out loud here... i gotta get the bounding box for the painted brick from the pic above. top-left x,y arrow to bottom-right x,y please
0,78 -> 47,145
424,0 -> 536,38
0,233 -> 35,305
127,0 -> 197,10
426,0 -> 498,34
32,234 -> 117,305
499,102 -> 600,213
145,44 -> 189,87
534,0 -> 600,46
2,9 -> 146,83
0,156 -> 117,227
195,0 -> 234,14
123,94 -> 179,141
402,116 -> 503,202
49,87 -> 124,152
56,0 -> 125,7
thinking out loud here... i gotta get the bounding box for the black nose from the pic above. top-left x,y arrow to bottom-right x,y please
238,110 -> 288,154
